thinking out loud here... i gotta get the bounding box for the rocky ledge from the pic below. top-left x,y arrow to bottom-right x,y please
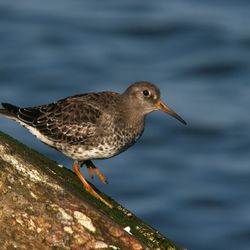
0,131 -> 184,250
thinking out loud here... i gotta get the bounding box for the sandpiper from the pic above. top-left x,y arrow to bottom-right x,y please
0,81 -> 186,208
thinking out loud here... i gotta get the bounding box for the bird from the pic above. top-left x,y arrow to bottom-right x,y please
0,81 -> 186,208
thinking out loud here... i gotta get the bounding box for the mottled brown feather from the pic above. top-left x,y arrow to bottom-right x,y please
14,92 -> 120,145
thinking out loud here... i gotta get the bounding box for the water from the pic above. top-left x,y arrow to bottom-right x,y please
0,1 -> 250,249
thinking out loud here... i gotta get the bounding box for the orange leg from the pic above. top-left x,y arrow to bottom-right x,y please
86,165 -> 94,179
85,160 -> 108,184
73,161 -> 112,208
80,161 -> 94,179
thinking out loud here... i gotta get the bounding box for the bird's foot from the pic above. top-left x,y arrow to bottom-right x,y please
93,168 -> 108,184
73,162 -> 112,208
85,185 -> 112,208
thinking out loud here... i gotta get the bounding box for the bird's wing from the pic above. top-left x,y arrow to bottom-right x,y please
16,97 -> 106,144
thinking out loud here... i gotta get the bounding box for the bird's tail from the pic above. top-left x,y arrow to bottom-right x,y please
0,103 -> 19,119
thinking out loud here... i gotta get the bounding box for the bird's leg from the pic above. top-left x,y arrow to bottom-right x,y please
85,160 -> 108,184
86,165 -> 94,179
80,161 -> 94,179
73,161 -> 112,208
80,160 -> 108,184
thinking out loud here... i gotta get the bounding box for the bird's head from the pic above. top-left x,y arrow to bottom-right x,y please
123,81 -> 187,125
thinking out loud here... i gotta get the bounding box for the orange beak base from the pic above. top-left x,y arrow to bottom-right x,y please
156,100 -> 187,125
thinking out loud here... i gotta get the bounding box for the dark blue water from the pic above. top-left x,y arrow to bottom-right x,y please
1,1 -> 250,249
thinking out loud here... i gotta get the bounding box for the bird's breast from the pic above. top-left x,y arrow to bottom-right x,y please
56,116 -> 145,161
111,120 -> 145,152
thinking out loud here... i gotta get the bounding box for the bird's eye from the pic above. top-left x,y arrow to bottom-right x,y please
143,90 -> 150,97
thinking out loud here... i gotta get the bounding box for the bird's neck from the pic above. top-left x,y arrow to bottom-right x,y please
119,104 -> 145,132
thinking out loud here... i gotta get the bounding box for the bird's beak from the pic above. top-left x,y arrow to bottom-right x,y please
156,100 -> 187,125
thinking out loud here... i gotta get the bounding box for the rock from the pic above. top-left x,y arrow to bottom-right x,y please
0,131 -> 184,250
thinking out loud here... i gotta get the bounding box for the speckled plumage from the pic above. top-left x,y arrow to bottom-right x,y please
0,81 -> 186,208
0,90 -> 146,160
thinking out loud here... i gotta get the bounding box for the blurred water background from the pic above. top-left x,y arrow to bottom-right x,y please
0,1 -> 250,249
